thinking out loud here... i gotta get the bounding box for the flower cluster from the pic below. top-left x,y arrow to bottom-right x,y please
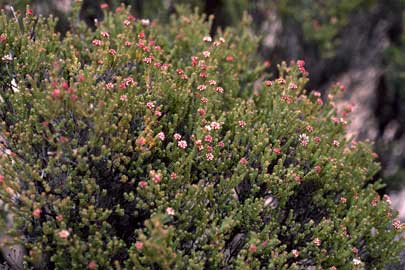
0,3 -> 402,270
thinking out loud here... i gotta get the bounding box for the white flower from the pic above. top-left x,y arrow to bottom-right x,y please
141,19 -> 150,26
203,36 -> 212,42
166,207 -> 175,216
299,133 -> 309,146
2,53 -> 13,62
352,258 -> 362,265
202,51 -> 210,58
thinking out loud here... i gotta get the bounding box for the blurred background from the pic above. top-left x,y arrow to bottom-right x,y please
1,0 -> 404,219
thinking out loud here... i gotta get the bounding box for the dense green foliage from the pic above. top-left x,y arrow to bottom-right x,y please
0,2 -> 403,269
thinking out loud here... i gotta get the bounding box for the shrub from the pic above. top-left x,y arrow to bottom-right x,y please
0,2 -> 403,269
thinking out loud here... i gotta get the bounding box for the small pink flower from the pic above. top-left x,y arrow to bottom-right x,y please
124,77 -> 135,86
288,82 -> 298,89
0,33 -> 6,42
314,136 -> 321,143
92,39 -> 102,46
0,174 -> 4,183
161,63 -> 170,71
178,140 -> 187,149
297,60 -> 308,76
124,41 -> 132,47
199,62 -> 207,71
120,95 -> 128,101
139,181 -> 148,188
226,55 -> 234,62
294,175 -> 301,184
383,194 -> 392,205
166,207 -> 175,216
101,31 -> 109,38
265,80 -> 272,87
371,197 -> 379,206
135,241 -> 144,250
58,230 -> 70,239
204,135 -> 213,143
340,197 -> 347,203
313,91 -> 321,97
146,102 -> 155,110
136,137 -> 146,146
51,89 -> 61,99
206,153 -> 214,161
202,51 -> 210,58
215,87 -> 224,93
352,247 -> 359,254
314,165 -> 321,174
197,85 -> 207,91
143,56 -> 153,64
198,108 -> 206,116
191,56 -> 199,66
292,249 -> 299,257
239,158 -> 248,165
238,120 -> 246,128
33,208 -> 41,218
170,172 -> 177,180
203,36 -> 212,42
313,237 -> 321,246
195,140 -> 204,151
100,3 -> 109,9
330,266 -> 337,270
88,261 -> 97,269
123,20 -> 131,26
210,121 -> 221,130
56,215 -> 63,222
393,218 -> 401,229
317,98 -> 323,105
273,148 -> 281,155
201,97 -> 208,103
249,244 -> 257,252
138,32 -> 145,39
174,133 -> 182,140
108,49 -> 117,56
332,140 -> 340,147
71,94 -> 79,102
306,125 -> 313,133
217,141 -> 224,148
106,82 -> 114,89
59,136 -> 69,145
152,174 -> 161,184
157,132 -> 165,141
299,134 -> 309,146
209,80 -> 217,85
297,60 -> 305,67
